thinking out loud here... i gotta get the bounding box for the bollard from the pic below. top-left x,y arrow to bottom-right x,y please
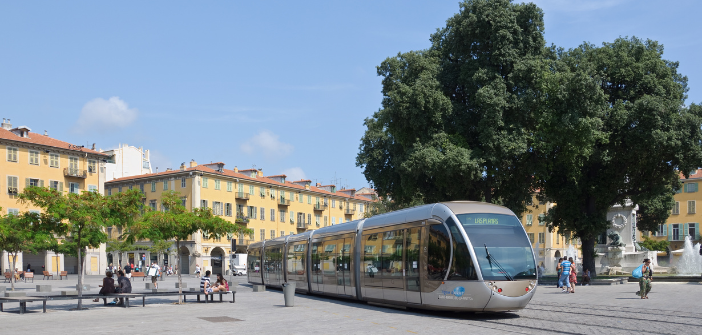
282,281 -> 296,307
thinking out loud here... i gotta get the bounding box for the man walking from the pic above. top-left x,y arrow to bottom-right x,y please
148,261 -> 160,289
559,257 -> 572,293
124,263 -> 132,279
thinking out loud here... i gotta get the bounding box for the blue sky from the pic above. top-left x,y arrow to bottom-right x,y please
1,0 -> 700,189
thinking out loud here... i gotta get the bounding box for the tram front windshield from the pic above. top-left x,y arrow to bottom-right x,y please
456,213 -> 536,281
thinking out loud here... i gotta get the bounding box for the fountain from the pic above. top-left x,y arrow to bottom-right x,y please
674,236 -> 702,275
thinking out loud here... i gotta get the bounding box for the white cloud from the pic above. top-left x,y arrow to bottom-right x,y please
240,130 -> 294,158
282,167 -> 307,181
74,97 -> 138,132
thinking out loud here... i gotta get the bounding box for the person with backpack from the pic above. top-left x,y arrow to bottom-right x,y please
639,258 -> 653,299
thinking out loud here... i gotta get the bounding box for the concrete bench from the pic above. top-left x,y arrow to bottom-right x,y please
0,297 -> 48,314
36,285 -> 51,292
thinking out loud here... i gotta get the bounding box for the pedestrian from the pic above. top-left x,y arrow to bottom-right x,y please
149,261 -> 160,289
556,257 -> 563,288
582,268 -> 591,286
26,263 -> 32,273
94,271 -> 115,303
559,258 -> 572,293
195,264 -> 201,278
124,262 -> 132,279
115,270 -> 132,305
568,257 -> 577,293
639,258 -> 653,299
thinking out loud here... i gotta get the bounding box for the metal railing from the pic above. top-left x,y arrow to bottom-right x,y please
296,222 -> 307,229
236,214 -> 250,224
345,208 -> 355,215
64,168 -> 87,178
235,192 -> 250,200
313,203 -> 328,211
278,198 -> 290,206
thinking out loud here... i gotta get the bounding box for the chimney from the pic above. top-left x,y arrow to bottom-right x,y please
180,162 -> 186,171
1,118 -> 11,130
91,143 -> 96,150
44,130 -> 48,136
257,169 -> 263,177
155,167 -> 159,173
166,168 -> 172,171
233,166 -> 238,173
189,159 -> 197,168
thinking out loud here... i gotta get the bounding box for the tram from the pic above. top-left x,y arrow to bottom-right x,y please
247,201 -> 537,312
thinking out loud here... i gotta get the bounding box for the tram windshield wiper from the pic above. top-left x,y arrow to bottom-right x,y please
484,244 -> 514,281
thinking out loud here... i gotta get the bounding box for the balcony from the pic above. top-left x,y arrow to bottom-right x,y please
313,203 -> 328,211
278,198 -> 290,206
235,192 -> 250,200
345,208 -> 355,215
296,222 -> 307,229
236,239 -> 254,246
236,214 -> 250,224
64,168 -> 87,179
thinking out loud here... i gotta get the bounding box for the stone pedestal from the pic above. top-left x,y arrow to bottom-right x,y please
4,291 -> 26,297
253,285 -> 265,292
61,291 -> 79,296
145,283 -> 157,289
175,282 -> 187,288
36,285 -> 52,292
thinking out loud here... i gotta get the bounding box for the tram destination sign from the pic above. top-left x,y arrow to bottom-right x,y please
470,217 -> 499,225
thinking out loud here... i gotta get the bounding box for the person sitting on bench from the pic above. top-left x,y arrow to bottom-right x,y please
115,270 -> 132,305
94,271 -> 115,303
200,270 -> 220,295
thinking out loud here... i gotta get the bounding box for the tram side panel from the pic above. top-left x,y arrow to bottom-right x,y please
247,246 -> 263,285
286,242 -> 309,293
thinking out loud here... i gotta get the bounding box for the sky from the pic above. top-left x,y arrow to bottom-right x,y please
1,0 -> 700,190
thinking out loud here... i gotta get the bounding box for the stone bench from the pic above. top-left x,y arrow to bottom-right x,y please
36,285 -> 51,292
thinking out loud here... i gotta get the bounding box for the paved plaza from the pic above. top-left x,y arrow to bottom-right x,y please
1,275 -> 700,334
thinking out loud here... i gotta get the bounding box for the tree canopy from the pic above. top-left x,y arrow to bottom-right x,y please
357,0 -> 702,276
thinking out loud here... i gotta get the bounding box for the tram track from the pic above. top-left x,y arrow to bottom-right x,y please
526,301 -> 702,326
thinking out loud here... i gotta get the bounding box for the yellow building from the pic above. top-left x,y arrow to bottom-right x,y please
0,118 -> 110,274
519,194 -> 581,267
105,160 -> 376,276
648,169 -> 702,251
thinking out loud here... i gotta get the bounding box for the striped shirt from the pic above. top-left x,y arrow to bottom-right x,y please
561,261 -> 571,275
200,276 -> 211,292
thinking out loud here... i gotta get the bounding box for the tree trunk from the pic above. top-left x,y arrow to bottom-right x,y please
581,236 -> 597,278
76,229 -> 84,310
10,252 -> 17,291
176,239 -> 183,304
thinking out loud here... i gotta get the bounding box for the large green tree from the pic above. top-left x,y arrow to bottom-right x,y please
357,0 -> 545,216
124,190 -> 252,304
536,38 -> 702,276
0,209 -> 61,291
19,188 -> 143,310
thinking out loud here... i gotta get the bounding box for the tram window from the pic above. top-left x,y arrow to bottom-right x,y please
381,230 -> 404,277
248,248 -> 261,272
287,243 -> 306,276
363,233 -> 381,277
427,224 -> 450,280
446,218 -> 477,280
311,242 -> 322,273
322,241 -> 337,275
405,228 -> 421,292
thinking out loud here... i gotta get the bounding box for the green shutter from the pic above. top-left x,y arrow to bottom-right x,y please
25,178 -> 30,188
668,224 -> 673,241
684,223 -> 689,241
695,223 -> 700,240
59,182 -> 63,192
40,180 -> 44,187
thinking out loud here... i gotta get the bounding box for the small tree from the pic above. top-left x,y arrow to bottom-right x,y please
20,187 -> 142,310
0,210 -> 61,291
125,190 -> 252,304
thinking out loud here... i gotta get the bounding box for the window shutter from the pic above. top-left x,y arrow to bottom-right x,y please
25,178 -> 30,187
667,224 -> 673,241
696,224 -> 700,240
684,223 -> 689,241
40,180 -> 44,187
59,182 -> 63,192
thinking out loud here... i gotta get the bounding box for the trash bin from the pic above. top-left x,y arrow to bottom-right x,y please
282,281 -> 296,307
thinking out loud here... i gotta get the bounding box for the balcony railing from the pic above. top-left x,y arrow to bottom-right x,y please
64,168 -> 87,178
345,208 -> 355,215
236,214 -> 250,224
235,192 -> 250,200
236,239 -> 254,246
278,198 -> 290,206
313,203 -> 328,211
296,222 -> 307,229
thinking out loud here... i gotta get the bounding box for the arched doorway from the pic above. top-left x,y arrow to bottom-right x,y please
179,246 -> 190,275
210,247 -> 225,276
554,250 -> 561,258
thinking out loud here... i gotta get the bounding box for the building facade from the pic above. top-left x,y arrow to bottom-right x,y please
648,169 -> 702,250
102,143 -> 152,182
0,118 -> 110,275
105,161 -> 375,276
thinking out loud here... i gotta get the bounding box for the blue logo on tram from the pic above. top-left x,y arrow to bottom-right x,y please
452,286 -> 465,297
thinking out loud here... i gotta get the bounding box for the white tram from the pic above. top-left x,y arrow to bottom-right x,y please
247,201 -> 537,312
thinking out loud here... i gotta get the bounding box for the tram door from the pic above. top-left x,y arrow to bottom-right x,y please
381,229 -> 405,302
405,227 -> 422,304
338,239 -> 352,295
322,240 -> 338,294
311,242 -> 323,292
362,233 -> 383,300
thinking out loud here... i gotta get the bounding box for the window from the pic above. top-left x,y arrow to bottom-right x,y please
271,230 -> 276,239
227,181 -> 232,192
69,156 -> 79,171
331,199 -> 335,208
260,186 -> 265,197
324,216 -> 328,226
108,188 -> 112,196
249,185 -> 254,195
307,195 -> 311,204
201,200 -> 208,209
213,202 -> 223,215
151,181 -> 156,192
290,211 -> 295,223
139,183 -> 145,193
426,224 -> 451,280
281,230 -> 285,237
526,214 -> 533,226
315,214 -> 320,226
163,180 -> 169,191
260,207 -> 265,221
528,233 -> 535,244
7,176 -> 19,194
315,196 -> 319,205
360,204 -> 364,212
686,183 -> 699,193
260,229 -> 265,241
128,185 -> 133,191
270,188 -> 275,199
672,223 -> 680,241
8,208 -> 19,215
538,214 -> 545,226
28,178 -> 40,187
181,197 -> 187,208
673,201 -> 680,215
29,150 -> 39,165
215,179 -> 221,190
689,223 -> 697,239
49,153 -> 59,168
118,186 -> 122,193
280,210 -> 286,222
149,200 -> 157,210
179,177 -> 185,188
88,160 -> 97,173
6,147 -> 18,162
689,201 -> 696,214
49,180 -> 60,191
69,182 -> 80,194
332,217 -> 336,225
270,208 -> 275,222
538,232 -> 545,244
225,203 -> 232,216
89,185 -> 98,192
308,214 -> 312,225
248,206 -> 257,219
202,177 -> 208,188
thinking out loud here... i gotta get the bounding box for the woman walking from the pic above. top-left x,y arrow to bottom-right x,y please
568,257 -> 577,293
556,258 -> 563,288
639,258 -> 653,299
